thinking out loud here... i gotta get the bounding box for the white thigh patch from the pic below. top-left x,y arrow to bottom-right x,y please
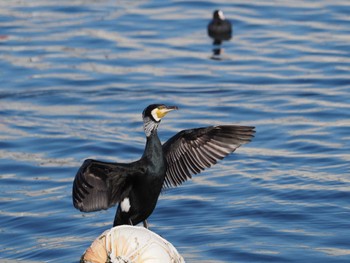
121,197 -> 131,212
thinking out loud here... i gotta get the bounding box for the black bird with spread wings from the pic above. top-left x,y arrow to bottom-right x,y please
72,104 -> 255,228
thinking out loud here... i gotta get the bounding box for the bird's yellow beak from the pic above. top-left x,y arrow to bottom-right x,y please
156,105 -> 178,119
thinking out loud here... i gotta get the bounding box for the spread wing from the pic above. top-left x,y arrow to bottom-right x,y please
72,159 -> 134,212
162,125 -> 255,188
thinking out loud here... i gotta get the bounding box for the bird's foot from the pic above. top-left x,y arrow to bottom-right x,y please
143,220 -> 149,229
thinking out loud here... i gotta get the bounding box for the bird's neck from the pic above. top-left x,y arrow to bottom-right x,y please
143,131 -> 162,157
143,118 -> 159,137
142,131 -> 166,176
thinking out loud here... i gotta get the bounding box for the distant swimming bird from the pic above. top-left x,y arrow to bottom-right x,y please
208,10 -> 232,45
73,104 -> 255,228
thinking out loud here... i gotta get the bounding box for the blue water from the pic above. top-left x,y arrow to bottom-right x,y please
1,0 -> 350,262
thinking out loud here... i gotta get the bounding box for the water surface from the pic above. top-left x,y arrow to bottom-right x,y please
1,0 -> 350,262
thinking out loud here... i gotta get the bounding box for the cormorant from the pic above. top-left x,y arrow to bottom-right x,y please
72,104 -> 255,228
208,10 -> 232,45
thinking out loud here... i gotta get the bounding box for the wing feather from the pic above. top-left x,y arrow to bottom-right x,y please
163,125 -> 255,188
72,159 -> 134,212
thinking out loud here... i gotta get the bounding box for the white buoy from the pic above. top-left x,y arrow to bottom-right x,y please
81,225 -> 185,263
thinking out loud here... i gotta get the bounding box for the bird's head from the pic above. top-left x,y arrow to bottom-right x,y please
213,10 -> 225,21
142,104 -> 178,136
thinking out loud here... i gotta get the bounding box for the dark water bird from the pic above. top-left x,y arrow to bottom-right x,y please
208,10 -> 232,45
73,104 -> 255,228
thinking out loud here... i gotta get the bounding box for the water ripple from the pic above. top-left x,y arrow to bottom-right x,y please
1,0 -> 350,262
